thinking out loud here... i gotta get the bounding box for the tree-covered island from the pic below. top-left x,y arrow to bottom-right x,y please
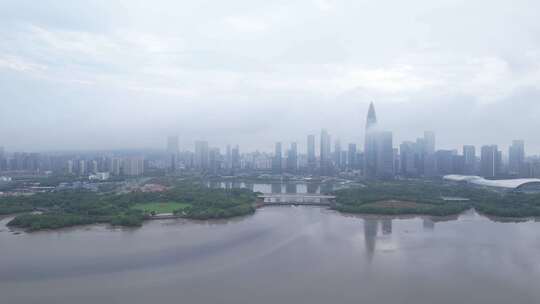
333,180 -> 540,218
2,179 -> 257,231
2,178 -> 540,231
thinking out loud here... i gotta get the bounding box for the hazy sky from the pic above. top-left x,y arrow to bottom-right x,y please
1,0 -> 539,154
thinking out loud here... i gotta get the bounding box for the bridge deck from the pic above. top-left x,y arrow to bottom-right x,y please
256,193 -> 336,206
257,193 -> 336,199
258,202 -> 331,206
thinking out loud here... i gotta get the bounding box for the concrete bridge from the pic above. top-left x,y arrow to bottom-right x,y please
256,193 -> 336,207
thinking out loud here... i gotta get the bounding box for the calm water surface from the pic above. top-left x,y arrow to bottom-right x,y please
1,208 -> 540,304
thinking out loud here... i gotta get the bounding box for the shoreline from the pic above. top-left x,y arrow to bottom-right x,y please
4,205 -> 540,234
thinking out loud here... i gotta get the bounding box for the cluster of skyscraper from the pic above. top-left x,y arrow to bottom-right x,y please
268,103 -> 536,179
398,135 -> 532,179
363,103 -> 536,179
0,149 -> 145,178
365,104 -> 535,179
167,136 -> 242,175
1,103 -> 539,180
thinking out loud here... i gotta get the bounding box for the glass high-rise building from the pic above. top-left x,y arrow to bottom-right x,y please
480,145 -> 501,178
364,102 -> 379,178
424,131 -> 436,154
307,135 -> 316,169
320,129 -> 331,175
508,140 -> 525,176
347,143 -> 357,170
463,145 -> 476,174
375,131 -> 394,179
287,142 -> 298,173
363,102 -> 395,179
272,142 -> 282,174
194,141 -> 209,170
399,141 -> 417,176
334,140 -> 342,169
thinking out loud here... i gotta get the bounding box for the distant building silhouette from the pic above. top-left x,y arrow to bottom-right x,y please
320,129 -> 332,175
366,102 -> 377,130
194,141 -> 209,170
122,157 -> 145,176
0,147 -> 5,172
400,141 -> 417,176
435,150 -> 455,175
167,135 -> 179,172
463,145 -> 476,174
287,142 -> 298,173
347,143 -> 357,170
231,145 -> 240,171
509,140 -> 525,177
225,144 -> 232,170
424,131 -> 436,154
375,131 -> 394,179
480,145 -> 501,178
209,147 -> 221,174
272,142 -> 282,174
334,139 -> 342,169
364,102 -> 394,179
364,102 -> 378,178
307,134 -> 316,171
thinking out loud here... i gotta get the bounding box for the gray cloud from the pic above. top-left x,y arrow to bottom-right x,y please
0,0 -> 539,154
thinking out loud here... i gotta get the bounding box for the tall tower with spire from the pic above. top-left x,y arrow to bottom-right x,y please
364,102 -> 378,178
366,102 -> 377,131
364,102 -> 394,179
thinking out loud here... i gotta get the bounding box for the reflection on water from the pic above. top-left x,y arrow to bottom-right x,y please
307,183 -> 318,194
360,217 -> 439,263
364,219 -> 378,261
285,183 -> 297,194
381,219 -> 392,235
362,218 -> 395,261
2,208 -> 540,304
423,218 -> 435,230
271,183 -> 281,194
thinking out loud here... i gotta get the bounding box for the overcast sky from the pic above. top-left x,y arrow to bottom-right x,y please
1,0 -> 539,154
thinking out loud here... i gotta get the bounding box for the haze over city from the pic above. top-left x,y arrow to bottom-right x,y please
4,2 -> 540,304
1,0 -> 540,152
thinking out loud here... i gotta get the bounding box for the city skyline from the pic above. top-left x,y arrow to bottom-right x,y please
2,102 -> 538,180
2,2 -> 540,304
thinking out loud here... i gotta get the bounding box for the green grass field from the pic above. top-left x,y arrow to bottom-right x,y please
132,202 -> 191,214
